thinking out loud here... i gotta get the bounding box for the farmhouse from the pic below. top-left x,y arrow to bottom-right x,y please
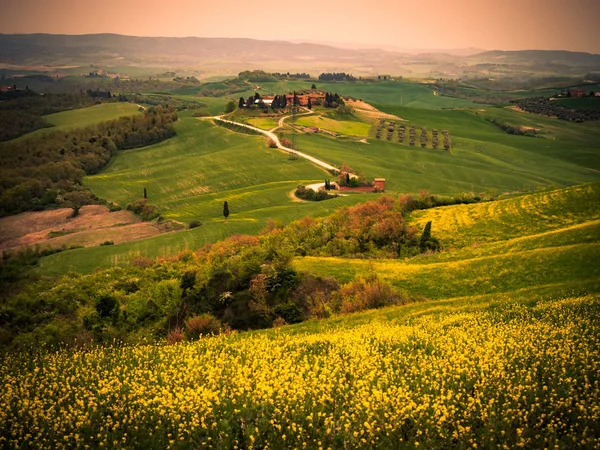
284,92 -> 326,107
569,89 -> 585,98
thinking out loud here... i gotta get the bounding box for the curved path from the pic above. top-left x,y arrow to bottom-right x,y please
213,109 -> 345,175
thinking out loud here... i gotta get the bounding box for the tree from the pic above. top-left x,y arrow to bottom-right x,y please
419,221 -> 432,252
223,201 -> 229,221
61,190 -> 95,217
293,92 -> 299,107
307,97 -> 312,109
143,187 -> 147,199
311,84 -> 317,89
225,101 -> 236,114
419,221 -> 440,252
420,127 -> 428,148
238,97 -> 245,108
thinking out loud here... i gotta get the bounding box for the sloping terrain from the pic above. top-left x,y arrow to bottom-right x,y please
294,183 -> 600,299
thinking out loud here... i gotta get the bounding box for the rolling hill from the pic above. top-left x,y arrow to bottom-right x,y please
2,34 -> 599,77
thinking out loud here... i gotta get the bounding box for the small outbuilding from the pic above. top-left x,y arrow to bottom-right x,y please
373,178 -> 386,191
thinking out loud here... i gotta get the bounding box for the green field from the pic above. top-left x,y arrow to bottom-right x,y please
295,115 -> 371,136
31,80 -> 600,276
36,112 -> 372,275
291,110 -> 598,195
15,103 -> 142,140
250,80 -> 480,109
294,183 -> 600,299
85,113 -> 335,224
4,182 -> 600,449
246,117 -> 280,130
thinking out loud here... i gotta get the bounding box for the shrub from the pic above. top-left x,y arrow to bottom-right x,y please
126,198 -> 160,221
100,241 -> 114,246
267,138 -> 277,148
273,302 -> 304,324
295,185 -> 337,202
272,316 -> 288,328
188,220 -> 202,229
166,327 -> 184,345
185,313 -> 223,338
107,202 -> 122,212
95,294 -> 119,319
339,274 -> 403,314
280,138 -> 294,149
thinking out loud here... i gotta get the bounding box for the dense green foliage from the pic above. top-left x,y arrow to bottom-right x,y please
319,73 -> 357,82
0,196 -> 423,349
512,97 -> 600,122
0,291 -> 598,448
0,91 -> 97,141
0,106 -> 177,216
294,185 -> 337,201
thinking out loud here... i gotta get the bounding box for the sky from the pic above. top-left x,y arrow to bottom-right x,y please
1,0 -> 599,53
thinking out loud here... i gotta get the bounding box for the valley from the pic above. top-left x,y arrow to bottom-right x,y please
0,28 -> 599,449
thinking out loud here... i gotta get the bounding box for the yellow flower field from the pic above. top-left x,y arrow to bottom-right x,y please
1,294 -> 599,449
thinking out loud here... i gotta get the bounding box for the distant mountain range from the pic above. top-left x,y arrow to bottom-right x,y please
1,34 -> 599,77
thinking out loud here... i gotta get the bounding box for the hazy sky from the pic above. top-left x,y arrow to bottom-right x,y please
1,0 -> 599,53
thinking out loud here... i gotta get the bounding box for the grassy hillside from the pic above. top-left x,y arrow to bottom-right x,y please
85,113 -> 329,224
250,80 -> 480,109
4,182 -> 600,448
29,80 -> 599,276
289,104 -> 599,195
15,102 -> 141,140
294,183 -> 600,299
295,114 -> 371,136
36,112 -> 372,275
1,288 -> 598,448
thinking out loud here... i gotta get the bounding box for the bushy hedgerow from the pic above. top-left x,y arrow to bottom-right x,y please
126,198 -> 160,221
1,195 -> 440,350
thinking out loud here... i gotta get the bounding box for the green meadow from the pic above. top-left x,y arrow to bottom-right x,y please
32,79 -> 600,276
295,114 -> 371,136
15,102 -> 141,141
38,112 -> 372,275
294,183 -> 600,300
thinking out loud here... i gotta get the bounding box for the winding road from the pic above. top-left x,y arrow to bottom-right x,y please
210,109 -> 349,176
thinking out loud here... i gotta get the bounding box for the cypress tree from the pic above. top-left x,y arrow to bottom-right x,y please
143,187 -> 147,199
419,221 -> 432,252
223,201 -> 229,220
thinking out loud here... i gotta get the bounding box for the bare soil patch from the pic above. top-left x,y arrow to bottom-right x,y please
0,205 -> 168,252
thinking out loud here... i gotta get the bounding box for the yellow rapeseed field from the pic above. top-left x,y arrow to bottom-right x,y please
1,294 -> 599,449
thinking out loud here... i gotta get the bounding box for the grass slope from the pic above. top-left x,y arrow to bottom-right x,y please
2,286 -> 598,448
294,183 -> 600,300
291,105 -> 599,194
252,80 -> 479,109
295,115 -> 371,136
37,113 -> 373,275
15,103 -> 141,141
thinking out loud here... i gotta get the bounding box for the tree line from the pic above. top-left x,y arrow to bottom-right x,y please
0,195 -> 445,349
511,97 -> 600,122
0,91 -> 98,141
318,73 -> 356,82
0,106 -> 178,216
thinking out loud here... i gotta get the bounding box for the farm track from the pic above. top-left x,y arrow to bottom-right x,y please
206,110 -> 358,178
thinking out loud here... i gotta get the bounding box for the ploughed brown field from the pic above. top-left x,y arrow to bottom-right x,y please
0,205 -> 168,252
